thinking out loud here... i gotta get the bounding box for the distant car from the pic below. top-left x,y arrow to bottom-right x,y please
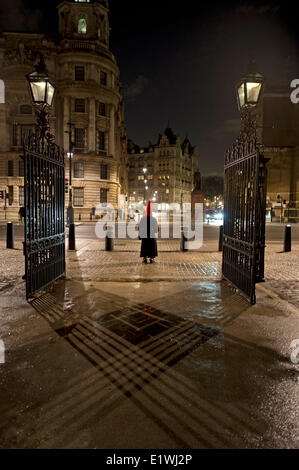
205,210 -> 223,222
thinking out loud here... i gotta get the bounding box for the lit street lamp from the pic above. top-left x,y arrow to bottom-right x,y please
26,54 -> 56,139
143,168 -> 148,203
66,123 -> 75,225
236,60 -> 264,139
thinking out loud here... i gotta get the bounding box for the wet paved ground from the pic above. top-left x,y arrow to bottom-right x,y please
0,237 -> 298,448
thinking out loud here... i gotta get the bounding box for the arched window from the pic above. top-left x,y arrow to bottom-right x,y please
0,80 -> 5,104
78,18 -> 87,35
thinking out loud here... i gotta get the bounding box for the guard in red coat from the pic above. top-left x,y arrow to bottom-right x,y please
139,200 -> 158,264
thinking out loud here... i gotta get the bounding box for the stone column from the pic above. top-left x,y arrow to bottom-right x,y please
89,98 -> 96,152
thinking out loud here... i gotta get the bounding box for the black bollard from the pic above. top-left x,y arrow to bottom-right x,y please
180,227 -> 188,252
284,225 -> 292,252
69,223 -> 76,251
105,226 -> 114,251
219,225 -> 224,252
6,222 -> 14,249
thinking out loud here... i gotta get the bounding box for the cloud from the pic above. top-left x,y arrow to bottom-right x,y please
209,119 -> 240,140
123,75 -> 149,102
0,0 -> 42,32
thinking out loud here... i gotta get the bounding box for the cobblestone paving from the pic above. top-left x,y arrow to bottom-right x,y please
264,246 -> 299,282
1,239 -> 299,306
0,241 -> 24,285
264,281 -> 299,310
67,241 -> 222,282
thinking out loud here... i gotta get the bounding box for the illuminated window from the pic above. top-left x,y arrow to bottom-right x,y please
78,18 -> 87,34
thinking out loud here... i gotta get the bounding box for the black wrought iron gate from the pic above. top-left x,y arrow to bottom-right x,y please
23,131 -> 65,299
222,137 -> 267,304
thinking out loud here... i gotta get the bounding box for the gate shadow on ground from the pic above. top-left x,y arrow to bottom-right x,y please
18,279 -> 281,449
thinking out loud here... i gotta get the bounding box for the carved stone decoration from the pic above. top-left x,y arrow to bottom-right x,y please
3,44 -> 39,67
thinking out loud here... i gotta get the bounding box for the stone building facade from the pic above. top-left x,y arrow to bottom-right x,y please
254,72 -> 299,220
0,0 -> 128,222
127,127 -> 198,210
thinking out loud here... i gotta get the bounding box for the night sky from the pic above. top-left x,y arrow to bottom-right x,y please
0,0 -> 299,174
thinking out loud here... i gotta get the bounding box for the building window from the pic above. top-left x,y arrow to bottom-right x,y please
19,160 -> 24,177
75,128 -> 85,149
74,161 -> 84,178
20,105 -> 32,114
75,99 -> 85,113
78,18 -> 87,35
75,66 -> 85,81
19,186 -> 24,206
100,71 -> 107,86
100,188 -> 108,204
8,160 -> 14,177
8,186 -> 13,205
98,131 -> 106,152
100,164 -> 108,180
74,188 -> 84,207
138,175 -> 144,181
99,102 -> 106,116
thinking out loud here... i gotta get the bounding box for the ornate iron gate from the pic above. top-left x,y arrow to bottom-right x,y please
222,137 -> 267,304
23,131 -> 65,299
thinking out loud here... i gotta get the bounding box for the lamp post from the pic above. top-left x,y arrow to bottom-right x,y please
236,60 -> 264,140
66,123 -> 75,225
26,54 -> 56,140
